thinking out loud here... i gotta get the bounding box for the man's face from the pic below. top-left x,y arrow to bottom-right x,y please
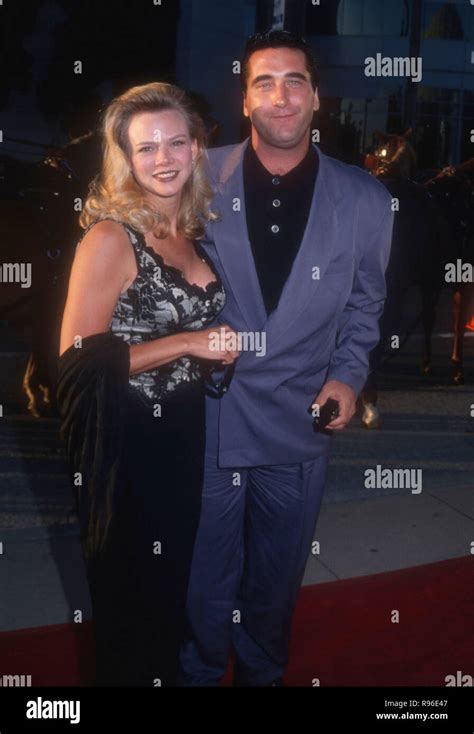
243,47 -> 319,149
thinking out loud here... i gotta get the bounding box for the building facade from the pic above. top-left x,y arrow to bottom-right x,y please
176,0 -> 474,168
304,0 -> 474,168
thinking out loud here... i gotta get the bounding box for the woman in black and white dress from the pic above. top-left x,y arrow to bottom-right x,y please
57,82 -> 238,687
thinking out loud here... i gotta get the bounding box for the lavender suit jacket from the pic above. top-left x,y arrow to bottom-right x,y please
201,139 -> 394,468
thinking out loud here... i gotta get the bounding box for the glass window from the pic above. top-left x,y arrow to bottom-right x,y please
467,3 -> 474,42
461,91 -> 474,162
423,1 -> 465,40
317,91 -> 404,164
415,87 -> 461,167
305,0 -> 408,37
305,0 -> 342,36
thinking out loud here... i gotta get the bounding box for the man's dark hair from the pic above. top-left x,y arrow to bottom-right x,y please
241,30 -> 319,93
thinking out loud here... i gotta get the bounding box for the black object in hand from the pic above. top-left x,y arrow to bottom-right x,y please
311,398 -> 340,432
203,360 -> 236,398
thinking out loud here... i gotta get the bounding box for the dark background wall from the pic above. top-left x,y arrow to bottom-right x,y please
1,0 -> 473,168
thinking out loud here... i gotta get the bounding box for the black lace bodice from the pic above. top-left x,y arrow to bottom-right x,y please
77,220 -> 226,405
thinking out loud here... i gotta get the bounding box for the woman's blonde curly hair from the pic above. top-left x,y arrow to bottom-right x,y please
80,82 -> 217,239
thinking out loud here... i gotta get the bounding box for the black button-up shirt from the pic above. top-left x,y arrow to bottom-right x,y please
243,141 -> 319,315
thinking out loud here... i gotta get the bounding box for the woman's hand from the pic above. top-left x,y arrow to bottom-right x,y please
187,324 -> 240,365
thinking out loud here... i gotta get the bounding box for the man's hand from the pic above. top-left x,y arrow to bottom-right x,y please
312,380 -> 356,431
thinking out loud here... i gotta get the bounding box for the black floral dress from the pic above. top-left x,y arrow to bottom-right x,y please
75,220 -> 226,687
107,222 -> 225,404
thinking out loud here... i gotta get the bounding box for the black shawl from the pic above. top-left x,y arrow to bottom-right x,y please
56,332 -> 130,566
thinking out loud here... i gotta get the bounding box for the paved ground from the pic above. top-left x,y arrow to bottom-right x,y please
0,287 -> 473,631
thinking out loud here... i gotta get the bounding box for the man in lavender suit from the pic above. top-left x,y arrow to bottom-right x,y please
179,30 -> 394,686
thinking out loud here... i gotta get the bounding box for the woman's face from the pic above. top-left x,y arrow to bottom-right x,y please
127,109 -> 198,205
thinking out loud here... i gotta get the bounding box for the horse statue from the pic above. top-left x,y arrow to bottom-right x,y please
360,129 -> 473,428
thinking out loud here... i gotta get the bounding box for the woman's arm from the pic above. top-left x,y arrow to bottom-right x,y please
59,221 -> 238,374
59,220 -> 134,356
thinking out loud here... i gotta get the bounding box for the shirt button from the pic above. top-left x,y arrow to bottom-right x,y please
271,224 -> 280,233
272,177 -> 280,185
272,199 -> 281,208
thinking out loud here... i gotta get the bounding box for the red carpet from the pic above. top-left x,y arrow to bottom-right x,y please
286,555 -> 474,687
1,556 -> 473,686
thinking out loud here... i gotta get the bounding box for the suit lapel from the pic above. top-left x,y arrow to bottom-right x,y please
210,141 -> 343,339
210,139 -> 267,332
